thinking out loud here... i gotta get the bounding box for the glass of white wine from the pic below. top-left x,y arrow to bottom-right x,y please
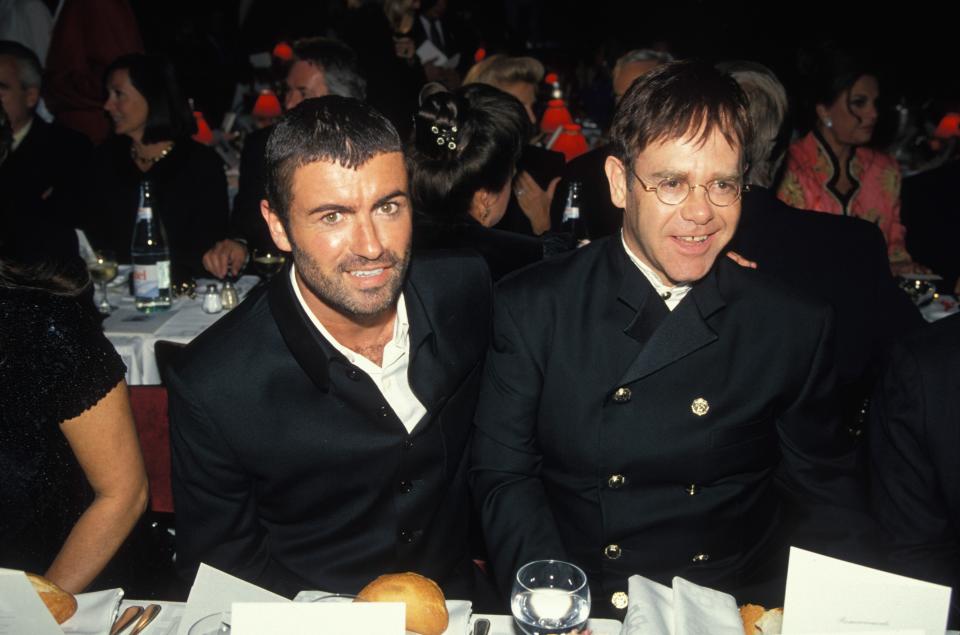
252,248 -> 286,282
88,249 -> 119,314
511,560 -> 591,635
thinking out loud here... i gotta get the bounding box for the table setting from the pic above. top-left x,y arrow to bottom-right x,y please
5,549 -> 960,635
93,266 -> 260,385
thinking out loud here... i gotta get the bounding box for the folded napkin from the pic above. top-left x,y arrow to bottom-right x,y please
442,600 -> 471,635
621,575 -> 741,635
62,588 -> 124,635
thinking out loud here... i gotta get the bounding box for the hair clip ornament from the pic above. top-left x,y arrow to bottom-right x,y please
430,123 -> 459,151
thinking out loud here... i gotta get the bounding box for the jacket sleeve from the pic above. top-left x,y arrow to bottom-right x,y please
869,339 -> 960,587
168,366 -> 311,597
469,291 -> 569,595
773,305 -> 878,558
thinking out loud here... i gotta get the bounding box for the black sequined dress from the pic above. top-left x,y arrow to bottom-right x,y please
0,287 -> 126,573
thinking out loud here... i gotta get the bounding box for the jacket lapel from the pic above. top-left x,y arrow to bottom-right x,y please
616,260 -> 727,386
267,265 -> 337,391
404,273 -> 444,415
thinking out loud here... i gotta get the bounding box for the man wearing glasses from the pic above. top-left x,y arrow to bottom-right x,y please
471,61 -> 864,617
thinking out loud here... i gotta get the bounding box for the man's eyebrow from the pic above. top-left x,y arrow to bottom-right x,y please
305,203 -> 353,215
649,170 -> 687,179
371,190 -> 409,209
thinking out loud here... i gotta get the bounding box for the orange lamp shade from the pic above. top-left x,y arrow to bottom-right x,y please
540,99 -> 573,133
544,72 -> 559,85
192,111 -> 214,145
934,112 -> 960,139
253,89 -> 282,118
474,47 -> 486,63
553,123 -> 589,161
272,41 -> 293,61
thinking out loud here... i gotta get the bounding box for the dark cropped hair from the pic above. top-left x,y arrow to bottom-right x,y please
104,53 -> 196,144
292,37 -> 367,101
610,60 -> 751,174
264,96 -> 402,221
408,83 -> 528,220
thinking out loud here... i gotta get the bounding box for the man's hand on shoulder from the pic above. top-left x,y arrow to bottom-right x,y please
203,239 -> 248,279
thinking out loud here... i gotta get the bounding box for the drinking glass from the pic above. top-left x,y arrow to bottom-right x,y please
251,248 -> 286,281
188,612 -> 230,635
511,560 -> 591,635
87,250 -> 119,314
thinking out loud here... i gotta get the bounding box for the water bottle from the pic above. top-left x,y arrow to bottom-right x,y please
562,180 -> 584,240
130,179 -> 172,312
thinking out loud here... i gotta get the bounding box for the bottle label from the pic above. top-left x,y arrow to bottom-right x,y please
132,260 -> 171,298
136,206 -> 153,222
562,205 -> 580,222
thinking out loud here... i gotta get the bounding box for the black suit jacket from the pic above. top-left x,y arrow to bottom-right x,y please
870,313 -> 960,625
729,188 -> 924,428
0,118 -> 90,264
471,237 -> 864,614
170,252 -> 493,601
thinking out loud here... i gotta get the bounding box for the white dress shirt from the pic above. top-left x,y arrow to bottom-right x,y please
621,230 -> 691,311
290,266 -> 427,433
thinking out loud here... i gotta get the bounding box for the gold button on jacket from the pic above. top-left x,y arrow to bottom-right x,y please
612,387 -> 632,403
604,544 -> 622,559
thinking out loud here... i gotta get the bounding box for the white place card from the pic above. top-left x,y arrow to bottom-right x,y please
0,569 -> 62,635
231,601 -> 405,635
782,547 -> 951,635
175,563 -> 288,635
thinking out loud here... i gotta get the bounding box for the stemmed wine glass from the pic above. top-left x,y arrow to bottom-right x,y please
87,250 -> 119,314
511,560 -> 591,635
251,248 -> 286,282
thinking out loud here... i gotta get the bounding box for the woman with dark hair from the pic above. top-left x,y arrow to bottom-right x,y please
79,53 -> 229,280
409,83 -> 563,279
777,46 -> 925,274
0,258 -> 148,592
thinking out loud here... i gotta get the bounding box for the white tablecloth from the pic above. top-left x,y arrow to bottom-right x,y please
101,276 -> 259,386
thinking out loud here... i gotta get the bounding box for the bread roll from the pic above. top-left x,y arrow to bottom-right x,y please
739,604 -> 783,634
356,572 -> 449,635
26,573 -> 78,624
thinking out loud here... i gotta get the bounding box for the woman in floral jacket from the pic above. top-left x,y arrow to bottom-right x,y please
778,49 -> 925,275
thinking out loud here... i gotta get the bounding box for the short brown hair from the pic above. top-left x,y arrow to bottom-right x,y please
463,54 -> 544,90
610,60 -> 751,173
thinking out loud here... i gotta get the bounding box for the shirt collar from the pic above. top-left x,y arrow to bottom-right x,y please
11,117 -> 33,151
620,229 -> 691,311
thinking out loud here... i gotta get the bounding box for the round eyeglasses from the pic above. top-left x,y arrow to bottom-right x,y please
631,167 -> 747,207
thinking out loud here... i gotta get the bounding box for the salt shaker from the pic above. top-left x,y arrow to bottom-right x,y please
220,279 -> 239,310
201,283 -> 222,313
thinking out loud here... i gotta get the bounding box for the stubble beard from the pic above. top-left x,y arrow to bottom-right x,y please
291,241 -> 411,324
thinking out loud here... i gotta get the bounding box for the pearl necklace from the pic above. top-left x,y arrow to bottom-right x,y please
130,141 -> 175,165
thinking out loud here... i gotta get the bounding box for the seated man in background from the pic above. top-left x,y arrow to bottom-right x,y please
0,40 -> 90,265
202,36 -> 367,278
171,96 -> 496,607
471,61 -> 867,618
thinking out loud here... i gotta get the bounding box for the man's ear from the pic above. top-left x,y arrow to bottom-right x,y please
260,199 -> 292,251
604,155 -> 628,210
24,86 -> 39,111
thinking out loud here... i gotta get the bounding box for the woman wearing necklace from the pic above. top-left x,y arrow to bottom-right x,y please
777,46 -> 926,275
78,54 -> 228,281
